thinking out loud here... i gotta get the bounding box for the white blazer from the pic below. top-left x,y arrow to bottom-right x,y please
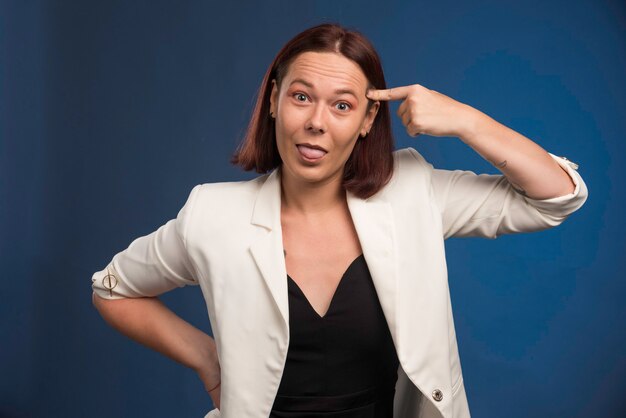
92,147 -> 588,418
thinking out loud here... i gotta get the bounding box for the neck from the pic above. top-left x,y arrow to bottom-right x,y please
279,165 -> 347,216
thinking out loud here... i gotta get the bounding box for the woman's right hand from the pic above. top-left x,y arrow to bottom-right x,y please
196,350 -> 222,410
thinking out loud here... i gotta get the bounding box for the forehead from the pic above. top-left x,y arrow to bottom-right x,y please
284,51 -> 368,92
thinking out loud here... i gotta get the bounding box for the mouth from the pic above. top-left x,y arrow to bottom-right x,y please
296,143 -> 328,162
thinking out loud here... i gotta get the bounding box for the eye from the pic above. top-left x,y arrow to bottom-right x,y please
293,92 -> 309,102
336,102 -> 351,112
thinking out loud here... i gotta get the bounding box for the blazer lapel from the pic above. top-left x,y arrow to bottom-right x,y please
346,190 -> 398,338
249,168 -> 290,329
248,167 -> 399,340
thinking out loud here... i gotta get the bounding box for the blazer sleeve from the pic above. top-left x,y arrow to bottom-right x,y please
91,184 -> 202,299
407,147 -> 589,240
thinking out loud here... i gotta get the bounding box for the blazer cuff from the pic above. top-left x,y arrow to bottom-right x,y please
91,261 -> 132,300
521,152 -> 589,216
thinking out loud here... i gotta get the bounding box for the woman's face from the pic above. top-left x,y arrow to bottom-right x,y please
269,51 -> 380,187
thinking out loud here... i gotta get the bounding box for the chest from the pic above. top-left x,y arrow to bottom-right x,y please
280,207 -> 363,318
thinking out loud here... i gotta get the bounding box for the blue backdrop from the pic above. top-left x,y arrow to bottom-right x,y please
2,0 -> 624,417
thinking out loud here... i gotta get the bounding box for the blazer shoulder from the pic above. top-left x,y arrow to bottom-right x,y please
180,173 -> 273,239
194,173 -> 269,200
367,147 -> 434,201
393,146 -> 431,168
391,147 -> 434,185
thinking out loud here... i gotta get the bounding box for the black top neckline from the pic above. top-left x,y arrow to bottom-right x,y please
287,253 -> 365,319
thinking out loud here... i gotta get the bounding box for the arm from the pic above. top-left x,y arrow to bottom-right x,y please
366,84 -> 589,239
92,292 -> 219,378
91,184 -> 204,300
91,184 -> 221,403
432,105 -> 589,239
458,108 -> 576,199
410,147 -> 588,240
368,84 -> 577,200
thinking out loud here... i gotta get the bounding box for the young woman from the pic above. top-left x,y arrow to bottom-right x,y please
92,23 -> 588,418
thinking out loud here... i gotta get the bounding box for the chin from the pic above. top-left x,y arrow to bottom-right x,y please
291,167 -> 326,183
293,162 -> 345,186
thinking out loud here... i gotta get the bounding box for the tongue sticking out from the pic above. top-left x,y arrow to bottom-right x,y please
297,145 -> 326,159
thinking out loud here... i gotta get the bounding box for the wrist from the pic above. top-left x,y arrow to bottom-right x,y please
207,381 -> 221,392
457,105 -> 489,144
191,334 -> 219,373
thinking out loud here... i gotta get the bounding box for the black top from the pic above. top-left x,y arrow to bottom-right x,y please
270,254 -> 400,417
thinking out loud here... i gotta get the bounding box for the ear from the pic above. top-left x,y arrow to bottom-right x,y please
269,79 -> 278,116
360,100 -> 380,137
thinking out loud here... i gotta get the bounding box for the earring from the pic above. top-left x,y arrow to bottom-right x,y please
270,111 -> 275,118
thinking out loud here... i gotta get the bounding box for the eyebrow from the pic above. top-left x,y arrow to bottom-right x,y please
289,78 -> 360,100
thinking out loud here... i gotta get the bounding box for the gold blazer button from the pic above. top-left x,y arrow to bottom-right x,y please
432,389 -> 443,402
102,266 -> 119,297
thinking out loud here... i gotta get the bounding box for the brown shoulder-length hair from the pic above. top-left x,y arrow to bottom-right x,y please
230,22 -> 395,199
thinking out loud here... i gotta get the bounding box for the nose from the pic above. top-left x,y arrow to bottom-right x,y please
304,103 -> 327,134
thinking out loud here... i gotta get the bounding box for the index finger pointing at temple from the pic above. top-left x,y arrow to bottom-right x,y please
366,86 -> 412,101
